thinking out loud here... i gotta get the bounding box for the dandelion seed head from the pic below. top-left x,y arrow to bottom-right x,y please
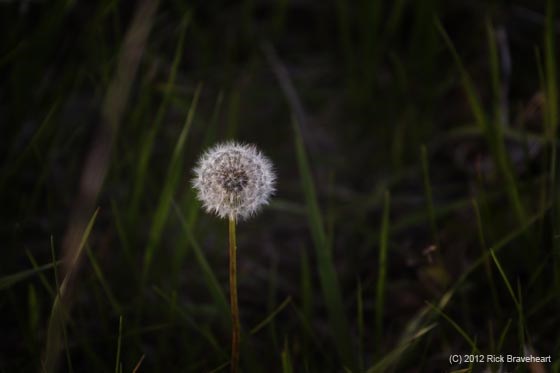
193,141 -> 276,220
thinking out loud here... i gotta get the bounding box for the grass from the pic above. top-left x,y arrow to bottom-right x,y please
141,83 -> 200,280
291,117 -> 356,370
1,1 -> 559,372
44,209 -> 99,372
114,315 -> 123,373
374,190 -> 390,352
435,18 -> 528,229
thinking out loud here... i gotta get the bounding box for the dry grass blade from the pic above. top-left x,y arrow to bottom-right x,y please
43,208 -> 99,373
132,354 -> 145,373
61,0 -> 159,277
42,1 -> 158,371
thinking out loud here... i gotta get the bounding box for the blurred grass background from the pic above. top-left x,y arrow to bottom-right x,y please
1,0 -> 559,372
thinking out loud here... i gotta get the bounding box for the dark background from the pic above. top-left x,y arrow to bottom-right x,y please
1,0 -> 559,372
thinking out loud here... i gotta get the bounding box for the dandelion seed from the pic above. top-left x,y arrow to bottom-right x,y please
193,141 -> 276,220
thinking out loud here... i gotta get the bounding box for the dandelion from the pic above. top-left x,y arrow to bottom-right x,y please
193,142 -> 275,220
192,141 -> 275,373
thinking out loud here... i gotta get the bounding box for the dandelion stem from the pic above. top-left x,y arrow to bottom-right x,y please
228,216 -> 240,373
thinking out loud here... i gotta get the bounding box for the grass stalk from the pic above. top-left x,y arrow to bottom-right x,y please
426,302 -> 479,354
292,114 -> 355,369
489,249 -> 520,310
141,84 -> 200,280
128,15 -> 189,223
497,319 -> 512,352
471,199 -> 501,314
263,42 -> 356,370
86,246 -> 121,315
356,279 -> 364,372
435,19 -> 527,228
0,259 -> 58,292
281,338 -> 294,373
114,316 -> 123,373
250,297 -> 292,335
489,249 -> 526,353
420,146 -> 438,246
152,287 -> 225,355
366,324 -> 436,373
44,209 -> 99,372
50,238 -> 73,373
375,190 -> 390,351
172,202 -> 229,320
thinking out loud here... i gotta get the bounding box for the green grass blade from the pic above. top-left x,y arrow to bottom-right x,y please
356,279 -> 364,373
250,296 -> 292,335
299,246 -> 313,356
454,205 -> 549,292
489,250 -> 527,354
386,0 -> 406,39
114,316 -> 123,373
25,250 -> 56,297
110,199 -> 134,270
486,21 -> 529,229
142,84 -> 200,279
152,286 -> 226,356
489,249 -> 520,309
426,302 -> 478,353
291,119 -> 325,248
366,324 -> 436,373
28,284 -> 40,339
85,245 -> 122,314
375,190 -> 390,351
281,338 -> 294,373
435,18 -> 527,227
47,238 -> 69,373
516,281 -> 526,354
263,42 -> 355,369
434,19 -> 486,133
207,361 -> 230,373
0,261 -> 61,291
471,199 -> 501,314
128,15 -> 190,222
292,116 -> 356,369
497,319 -> 512,352
44,209 -> 99,373
172,202 -> 229,321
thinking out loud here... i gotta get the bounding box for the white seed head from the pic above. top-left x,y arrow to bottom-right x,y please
192,141 -> 276,220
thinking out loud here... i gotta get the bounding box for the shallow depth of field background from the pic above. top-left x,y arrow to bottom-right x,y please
1,0 -> 559,372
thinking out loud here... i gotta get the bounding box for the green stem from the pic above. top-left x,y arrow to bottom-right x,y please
228,216 -> 240,373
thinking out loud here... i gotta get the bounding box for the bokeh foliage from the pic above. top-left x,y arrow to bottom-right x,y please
1,0 -> 559,372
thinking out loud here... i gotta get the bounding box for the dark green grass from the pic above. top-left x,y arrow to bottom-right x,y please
1,1 -> 559,372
